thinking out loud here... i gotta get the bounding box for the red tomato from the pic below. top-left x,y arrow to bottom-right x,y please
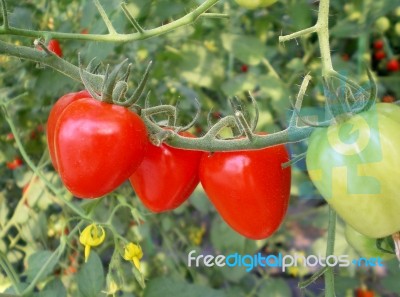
373,40 -> 384,50
47,40 -> 63,57
355,288 -> 375,297
373,50 -> 385,61
199,140 -> 291,239
387,59 -> 400,72
53,98 -> 148,198
130,131 -> 204,212
382,95 -> 395,103
6,133 -> 14,141
241,64 -> 249,72
341,53 -> 350,61
7,157 -> 23,170
47,90 -> 91,171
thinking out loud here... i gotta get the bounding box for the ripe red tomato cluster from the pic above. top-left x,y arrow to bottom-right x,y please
48,91 -> 292,239
371,39 -> 399,72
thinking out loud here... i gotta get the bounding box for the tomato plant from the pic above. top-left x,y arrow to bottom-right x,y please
129,131 -> 204,213
47,90 -> 91,171
199,141 -> 291,240
1,0 -> 400,296
53,97 -> 148,198
307,103 -> 400,238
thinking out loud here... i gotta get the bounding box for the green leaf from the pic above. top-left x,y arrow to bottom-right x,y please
221,34 -> 267,65
77,252 -> 105,297
38,278 -> 67,297
210,216 -> 246,253
331,20 -> 365,38
189,187 -> 213,215
288,1 -> 313,31
5,282 -> 29,295
26,251 -> 58,283
258,278 -> 291,297
144,277 -> 226,297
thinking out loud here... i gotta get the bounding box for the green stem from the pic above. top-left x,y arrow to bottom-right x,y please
21,221 -> 84,296
316,0 -> 333,75
324,207 -> 337,297
1,104 -> 90,220
0,39 -> 103,86
0,0 -> 221,42
0,253 -> 21,294
299,266 -> 328,289
0,0 -> 9,29
93,0 -> 117,34
279,0 -> 333,75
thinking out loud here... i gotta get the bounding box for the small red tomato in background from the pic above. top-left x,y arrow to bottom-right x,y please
212,111 -> 223,119
341,53 -> 350,61
387,59 -> 400,72
241,64 -> 249,72
382,95 -> 395,103
355,287 -> 374,297
6,133 -> 14,141
37,124 -> 44,133
47,40 -> 63,57
130,131 -> 204,212
80,28 -> 89,34
7,157 -> 23,170
47,90 -> 91,171
373,40 -> 384,50
199,138 -> 291,240
373,50 -> 386,61
53,97 -> 148,198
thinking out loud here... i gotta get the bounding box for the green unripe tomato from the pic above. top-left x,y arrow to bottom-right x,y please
375,17 -> 391,33
345,225 -> 394,260
395,7 -> 400,17
395,22 -> 400,37
234,0 -> 277,10
307,103 -> 400,238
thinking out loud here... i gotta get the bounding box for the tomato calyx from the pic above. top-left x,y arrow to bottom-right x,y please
78,55 -> 153,108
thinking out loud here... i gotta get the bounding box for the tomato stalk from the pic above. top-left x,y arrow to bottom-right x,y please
0,0 -> 226,42
279,0 -> 333,75
324,207 -> 337,297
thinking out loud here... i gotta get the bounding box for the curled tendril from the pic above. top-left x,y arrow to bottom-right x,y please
290,68 -> 377,130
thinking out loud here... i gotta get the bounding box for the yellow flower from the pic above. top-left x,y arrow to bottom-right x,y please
79,224 -> 105,262
123,243 -> 143,270
204,40 -> 218,52
189,225 -> 206,246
